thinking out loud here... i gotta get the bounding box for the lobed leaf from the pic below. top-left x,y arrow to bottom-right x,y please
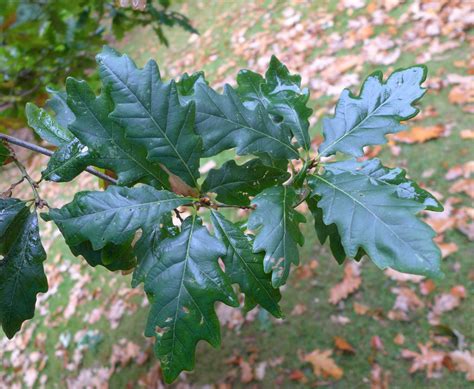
26,102 -> 74,147
248,186 -> 306,287
236,55 -> 312,150
319,66 -> 427,157
65,78 -> 170,188
43,185 -> 191,250
308,169 -> 442,278
202,159 -> 290,206
323,158 -> 443,212
144,215 -> 238,383
0,199 -> 48,338
97,47 -> 202,188
210,210 -> 282,317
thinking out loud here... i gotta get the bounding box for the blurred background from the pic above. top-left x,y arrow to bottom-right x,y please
0,0 -> 473,387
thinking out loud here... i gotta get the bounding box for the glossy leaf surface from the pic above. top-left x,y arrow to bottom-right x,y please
236,55 -> 312,150
97,48 -> 202,188
44,185 -> 191,250
211,210 -> 282,316
248,186 -> 306,287
144,215 -> 238,383
202,159 -> 290,206
0,199 -> 48,338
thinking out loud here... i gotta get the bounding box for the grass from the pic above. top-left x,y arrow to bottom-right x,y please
1,0 -> 473,387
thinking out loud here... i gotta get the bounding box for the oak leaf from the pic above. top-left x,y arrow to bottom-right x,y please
303,349 -> 343,380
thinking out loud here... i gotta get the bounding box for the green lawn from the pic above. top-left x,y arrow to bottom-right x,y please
0,0 -> 472,387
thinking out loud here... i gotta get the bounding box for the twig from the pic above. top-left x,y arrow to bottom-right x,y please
0,133 -> 118,184
12,158 -> 45,208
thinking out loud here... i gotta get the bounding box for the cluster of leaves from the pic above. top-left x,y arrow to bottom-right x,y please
0,47 -> 444,383
0,0 -> 196,123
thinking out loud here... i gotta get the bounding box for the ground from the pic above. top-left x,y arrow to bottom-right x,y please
0,0 -> 473,388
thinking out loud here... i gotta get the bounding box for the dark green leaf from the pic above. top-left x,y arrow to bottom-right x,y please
202,159 -> 290,206
324,158 -> 443,212
0,200 -> 48,338
144,215 -> 238,383
25,102 -> 74,147
319,66 -> 427,157
191,82 -> 299,160
248,186 -> 306,287
307,196 -> 346,264
70,240 -> 136,272
211,210 -> 282,317
308,170 -> 442,278
97,47 -> 202,188
0,142 -> 10,165
131,213 -> 178,287
65,78 -> 170,188
236,55 -> 312,150
41,138 -> 95,182
44,185 -> 191,250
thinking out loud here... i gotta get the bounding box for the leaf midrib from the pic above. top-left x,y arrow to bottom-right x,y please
313,174 -> 430,265
319,85 -> 397,156
101,62 -> 199,187
198,85 -> 298,158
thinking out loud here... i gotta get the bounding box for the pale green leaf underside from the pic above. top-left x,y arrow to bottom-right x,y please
308,171 -> 442,278
319,66 -> 427,157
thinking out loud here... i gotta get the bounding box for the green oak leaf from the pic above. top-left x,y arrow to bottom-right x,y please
202,159 -> 290,206
210,210 -> 282,317
26,102 -> 74,147
308,170 -> 442,278
131,213 -> 179,287
319,66 -> 427,157
307,196 -> 346,264
65,78 -> 170,188
41,138 -> 95,182
0,142 -> 10,165
97,47 -> 202,188
45,87 -> 76,128
236,55 -> 312,150
248,186 -> 306,287
191,81 -> 299,160
144,215 -> 238,383
324,158 -> 443,212
43,185 -> 191,250
70,240 -> 136,272
0,199 -> 48,338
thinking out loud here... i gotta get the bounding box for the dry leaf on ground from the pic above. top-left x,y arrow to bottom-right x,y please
303,349 -> 343,380
401,343 -> 446,378
392,125 -> 446,143
329,262 -> 362,304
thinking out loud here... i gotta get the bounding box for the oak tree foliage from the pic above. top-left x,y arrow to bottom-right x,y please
0,47 -> 443,383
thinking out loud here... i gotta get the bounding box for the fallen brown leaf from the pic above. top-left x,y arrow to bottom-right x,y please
392,125 -> 446,144
428,285 -> 467,325
329,262 -> 362,305
304,349 -> 343,380
450,350 -> 474,382
334,336 -> 356,354
401,343 -> 445,378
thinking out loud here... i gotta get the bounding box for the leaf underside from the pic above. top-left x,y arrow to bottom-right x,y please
308,170 -> 442,278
